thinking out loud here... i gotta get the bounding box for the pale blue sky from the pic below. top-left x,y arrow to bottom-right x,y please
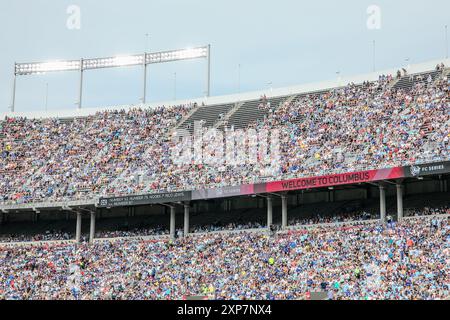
0,0 -> 449,112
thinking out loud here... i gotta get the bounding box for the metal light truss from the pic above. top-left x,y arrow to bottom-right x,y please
145,46 -> 208,64
11,45 -> 211,111
15,60 -> 81,76
83,54 -> 144,70
15,46 -> 208,75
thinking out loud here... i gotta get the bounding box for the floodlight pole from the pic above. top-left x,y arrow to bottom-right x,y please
78,58 -> 84,110
45,83 -> 49,111
206,44 -> 211,97
143,53 -> 148,104
238,63 -> 241,93
446,25 -> 448,59
372,40 -> 376,72
11,72 -> 17,113
173,72 -> 177,100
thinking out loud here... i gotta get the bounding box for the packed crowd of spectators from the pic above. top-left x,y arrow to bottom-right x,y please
290,206 -> 450,226
0,213 -> 448,300
404,206 -> 450,217
0,230 -> 72,243
0,104 -> 192,204
190,221 -> 264,234
289,211 -> 376,226
0,221 -> 265,243
260,72 -> 449,179
1,67 -> 448,205
96,226 -> 168,239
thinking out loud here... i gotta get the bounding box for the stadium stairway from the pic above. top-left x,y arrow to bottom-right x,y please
213,101 -> 245,129
392,70 -> 442,91
170,103 -> 201,134
223,95 -> 291,130
387,76 -> 401,89
178,103 -> 234,134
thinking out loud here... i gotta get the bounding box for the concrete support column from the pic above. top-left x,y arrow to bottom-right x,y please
75,212 -> 82,243
439,176 -> 447,192
329,190 -> 335,202
89,211 -> 96,244
281,194 -> 288,229
379,185 -> 386,223
184,203 -> 190,237
267,196 -> 273,229
396,183 -> 404,221
170,206 -> 176,239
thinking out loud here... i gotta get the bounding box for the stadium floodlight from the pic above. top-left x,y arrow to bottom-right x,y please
83,54 -> 146,70
15,60 -> 81,76
146,47 -> 208,64
11,45 -> 211,112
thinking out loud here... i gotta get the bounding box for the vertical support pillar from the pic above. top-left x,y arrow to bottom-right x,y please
184,203 -> 190,237
281,194 -> 288,229
379,185 -> 386,223
396,183 -> 404,221
143,53 -> 148,103
328,189 -> 335,202
11,72 -> 17,113
206,44 -> 211,97
75,212 -> 82,243
170,206 -> 176,239
267,196 -> 273,229
89,211 -> 96,244
439,175 -> 447,192
78,58 -> 84,110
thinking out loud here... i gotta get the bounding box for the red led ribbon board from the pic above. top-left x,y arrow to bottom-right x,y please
266,167 -> 405,193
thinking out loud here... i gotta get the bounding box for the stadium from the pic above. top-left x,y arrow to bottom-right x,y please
0,1 -> 449,302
